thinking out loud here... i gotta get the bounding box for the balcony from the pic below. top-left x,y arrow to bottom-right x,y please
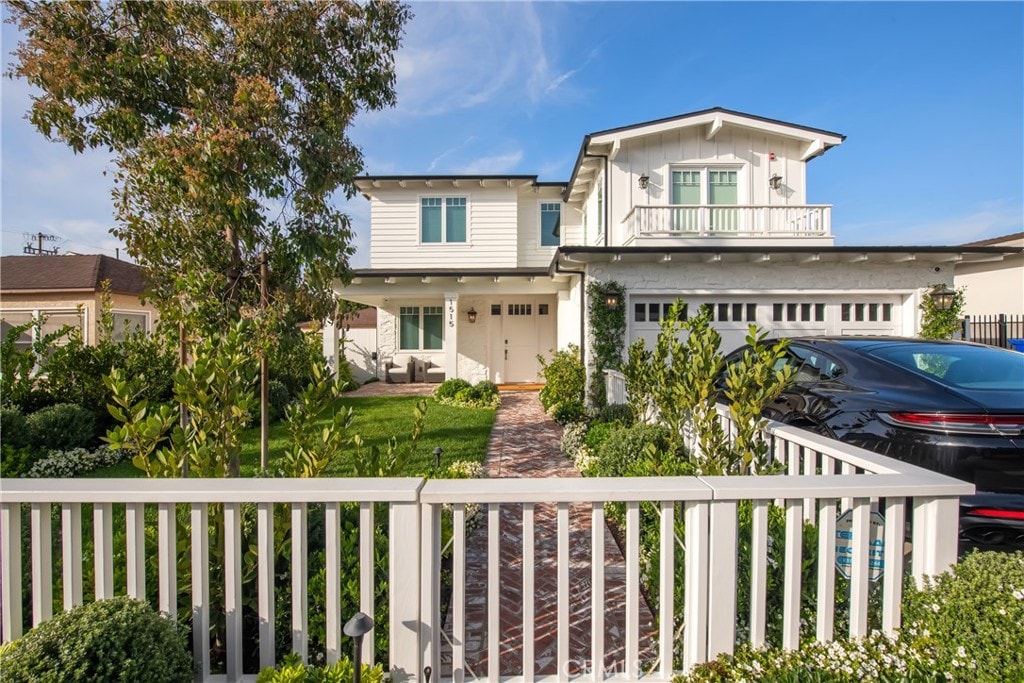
621,205 -> 833,247
0,404 -> 970,682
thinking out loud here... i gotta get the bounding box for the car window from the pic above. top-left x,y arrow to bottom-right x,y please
804,354 -> 844,381
867,343 -> 1024,390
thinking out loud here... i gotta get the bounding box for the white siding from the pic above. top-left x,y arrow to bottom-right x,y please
369,188 -> 519,269
516,187 -> 564,268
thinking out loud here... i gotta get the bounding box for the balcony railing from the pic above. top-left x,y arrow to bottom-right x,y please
622,204 -> 832,244
1,403 -> 971,682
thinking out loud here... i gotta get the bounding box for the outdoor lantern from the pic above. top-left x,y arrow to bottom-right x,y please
344,612 -> 375,683
467,307 -> 477,323
604,293 -> 620,310
433,447 -> 443,470
637,174 -> 650,190
929,284 -> 956,311
768,173 -> 784,190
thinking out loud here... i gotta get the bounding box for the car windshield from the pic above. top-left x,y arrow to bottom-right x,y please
866,343 -> 1024,391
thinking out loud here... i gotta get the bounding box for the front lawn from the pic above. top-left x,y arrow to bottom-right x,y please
87,396 -> 495,478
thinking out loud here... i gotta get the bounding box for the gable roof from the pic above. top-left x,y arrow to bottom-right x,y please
564,107 -> 847,202
0,254 -> 147,295
960,232 -> 1024,247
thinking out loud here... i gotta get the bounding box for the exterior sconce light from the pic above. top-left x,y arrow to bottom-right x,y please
466,307 -> 477,323
768,174 -> 783,190
604,293 -> 620,310
637,174 -> 650,190
929,284 -> 956,311
343,612 -> 375,683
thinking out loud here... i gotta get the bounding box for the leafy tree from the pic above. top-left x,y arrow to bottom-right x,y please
7,0 -> 411,332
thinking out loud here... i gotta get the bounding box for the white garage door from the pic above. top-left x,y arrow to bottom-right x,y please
629,295 -> 903,353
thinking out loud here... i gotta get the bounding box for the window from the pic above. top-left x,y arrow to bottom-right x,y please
111,311 -> 149,342
399,306 -> 443,350
671,170 -> 701,205
773,302 -> 826,323
1,311 -> 35,352
538,304 -> 549,315
507,304 -> 532,316
711,302 -> 757,322
421,197 -> 467,243
841,303 -> 893,322
540,203 -> 561,247
633,301 -> 686,323
670,168 -> 740,205
596,183 -> 604,237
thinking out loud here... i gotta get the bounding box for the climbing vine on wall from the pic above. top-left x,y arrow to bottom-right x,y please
586,280 -> 627,408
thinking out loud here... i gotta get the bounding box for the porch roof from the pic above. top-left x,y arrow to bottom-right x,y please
340,267 -> 573,306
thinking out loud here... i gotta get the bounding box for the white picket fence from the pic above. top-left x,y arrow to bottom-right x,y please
1,416 -> 971,682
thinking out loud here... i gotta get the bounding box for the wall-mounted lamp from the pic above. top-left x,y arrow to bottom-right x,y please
604,293 -> 620,310
637,174 -> 650,190
466,307 -> 477,323
929,284 -> 956,311
768,174 -> 784,190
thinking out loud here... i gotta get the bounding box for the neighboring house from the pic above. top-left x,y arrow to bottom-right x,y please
0,254 -> 157,350
954,232 -> 1024,316
329,108 -> 1022,384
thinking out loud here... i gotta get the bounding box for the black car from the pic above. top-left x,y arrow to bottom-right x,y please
723,337 -> 1024,549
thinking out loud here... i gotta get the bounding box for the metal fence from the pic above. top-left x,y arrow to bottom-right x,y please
962,314 -> 1024,349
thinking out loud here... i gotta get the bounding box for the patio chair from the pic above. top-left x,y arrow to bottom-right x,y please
423,359 -> 445,383
386,354 -> 414,383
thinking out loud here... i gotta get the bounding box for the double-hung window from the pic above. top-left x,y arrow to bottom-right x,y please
540,202 -> 561,246
421,197 -> 467,243
399,306 -> 443,351
111,311 -> 150,342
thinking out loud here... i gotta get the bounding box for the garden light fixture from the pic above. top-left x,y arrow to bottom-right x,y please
344,612 -> 375,683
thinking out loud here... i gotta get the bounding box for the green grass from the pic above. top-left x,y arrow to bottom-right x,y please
87,396 -> 496,478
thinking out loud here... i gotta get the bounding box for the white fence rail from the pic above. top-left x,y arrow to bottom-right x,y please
1,426 -> 971,682
623,205 -> 832,242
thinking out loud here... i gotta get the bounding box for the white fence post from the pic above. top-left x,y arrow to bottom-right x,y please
707,500 -> 738,659
389,500 -> 421,683
912,497 -> 960,587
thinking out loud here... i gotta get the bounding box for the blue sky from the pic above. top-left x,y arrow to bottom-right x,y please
3,1 -> 1022,267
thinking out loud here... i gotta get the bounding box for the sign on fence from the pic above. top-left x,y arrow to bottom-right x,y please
835,509 -> 885,581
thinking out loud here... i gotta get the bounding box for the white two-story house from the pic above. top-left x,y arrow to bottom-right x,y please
327,108 -> 1020,385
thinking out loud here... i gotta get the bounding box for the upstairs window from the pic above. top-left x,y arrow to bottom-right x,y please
421,197 -> 467,243
671,170 -> 701,205
670,168 -> 740,205
540,202 -> 561,246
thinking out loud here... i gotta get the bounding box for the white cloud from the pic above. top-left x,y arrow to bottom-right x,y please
428,136 -> 477,171
458,150 -> 524,175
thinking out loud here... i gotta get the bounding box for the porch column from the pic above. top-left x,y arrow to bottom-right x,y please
322,318 -> 340,377
444,292 -> 459,379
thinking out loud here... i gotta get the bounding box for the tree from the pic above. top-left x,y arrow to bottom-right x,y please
7,0 -> 409,330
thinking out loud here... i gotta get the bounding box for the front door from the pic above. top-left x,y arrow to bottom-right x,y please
502,300 -> 539,383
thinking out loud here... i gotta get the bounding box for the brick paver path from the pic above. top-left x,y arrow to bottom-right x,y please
442,390 -> 657,679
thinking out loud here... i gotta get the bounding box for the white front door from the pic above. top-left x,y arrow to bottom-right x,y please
501,300 -> 539,383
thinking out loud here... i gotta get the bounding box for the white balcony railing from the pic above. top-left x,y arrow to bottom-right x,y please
1,405 -> 971,682
622,204 -> 832,243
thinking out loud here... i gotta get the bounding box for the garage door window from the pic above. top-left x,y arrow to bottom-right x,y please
842,303 -> 892,322
774,303 -> 826,322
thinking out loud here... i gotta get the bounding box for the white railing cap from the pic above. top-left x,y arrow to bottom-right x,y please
698,473 -> 974,501
0,477 -> 425,504
420,476 -> 714,504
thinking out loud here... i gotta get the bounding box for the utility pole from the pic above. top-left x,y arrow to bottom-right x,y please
22,232 -> 60,255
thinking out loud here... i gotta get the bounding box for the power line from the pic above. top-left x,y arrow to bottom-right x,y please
22,231 -> 60,255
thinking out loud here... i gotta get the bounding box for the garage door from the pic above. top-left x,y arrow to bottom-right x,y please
629,295 -> 903,353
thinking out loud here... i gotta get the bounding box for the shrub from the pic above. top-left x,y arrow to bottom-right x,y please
23,445 -> 131,478
26,403 -> 96,450
1,407 -> 31,448
538,344 -> 585,411
592,423 -> 672,478
595,403 -> 634,427
434,378 -> 473,401
548,399 -> 585,425
0,444 -> 44,478
560,421 -> 589,460
257,652 -> 385,683
268,379 -> 291,422
0,596 -> 191,682
902,550 -> 1024,680
583,420 -> 621,452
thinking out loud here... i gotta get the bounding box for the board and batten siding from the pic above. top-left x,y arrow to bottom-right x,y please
369,188 -> 519,269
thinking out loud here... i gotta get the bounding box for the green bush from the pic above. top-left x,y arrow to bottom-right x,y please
538,344 -> 585,411
26,403 -> 96,450
902,550 -> 1024,680
560,421 -> 589,460
257,652 -> 385,683
595,402 -> 634,427
0,596 -> 191,682
268,379 -> 291,422
0,444 -> 43,478
548,399 -> 585,425
434,378 -> 473,401
583,420 -> 621,452
1,407 -> 31,448
592,423 -> 672,478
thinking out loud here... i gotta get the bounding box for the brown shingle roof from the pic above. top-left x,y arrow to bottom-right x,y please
0,255 -> 147,295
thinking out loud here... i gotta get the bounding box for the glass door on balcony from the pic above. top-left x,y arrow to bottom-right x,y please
708,170 -> 738,232
670,168 -> 740,233
670,170 -> 700,232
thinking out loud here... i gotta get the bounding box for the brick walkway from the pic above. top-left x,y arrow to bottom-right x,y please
443,390 -> 657,679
